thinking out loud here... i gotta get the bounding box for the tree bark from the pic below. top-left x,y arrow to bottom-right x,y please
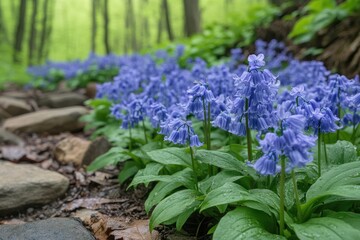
13,0 -> 27,63
0,0 -> 9,44
28,0 -> 38,65
163,0 -> 174,41
91,0 -> 97,53
183,0 -> 201,37
103,0 -> 111,54
37,0 -> 49,63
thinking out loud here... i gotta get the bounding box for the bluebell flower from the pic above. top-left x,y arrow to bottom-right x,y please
252,151 -> 280,175
248,54 -> 265,70
160,118 -> 203,147
212,111 -> 232,131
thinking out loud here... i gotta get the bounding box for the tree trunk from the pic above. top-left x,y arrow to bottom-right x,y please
0,0 -> 9,44
28,0 -> 38,65
126,0 -> 137,52
183,0 -> 201,37
44,0 -> 54,60
156,4 -> 163,44
13,0 -> 27,63
91,0 -> 97,53
163,0 -> 174,41
37,0 -> 49,63
141,0 -> 150,49
103,0 -> 111,54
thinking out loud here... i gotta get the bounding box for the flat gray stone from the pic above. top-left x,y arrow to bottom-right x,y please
0,161 -> 69,214
0,97 -> 32,117
3,106 -> 88,133
0,218 -> 95,240
38,93 -> 86,108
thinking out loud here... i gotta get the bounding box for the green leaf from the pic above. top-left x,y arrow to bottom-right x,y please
147,147 -> 191,168
292,217 -> 360,240
213,207 -> 285,240
320,141 -> 357,166
128,163 -> 164,188
198,170 -> 244,194
118,161 -> 139,183
176,208 -> 195,231
149,189 -> 201,230
196,150 -> 251,175
325,211 -> 360,229
200,182 -> 250,212
306,161 -> 360,200
145,181 -> 182,213
87,147 -> 128,172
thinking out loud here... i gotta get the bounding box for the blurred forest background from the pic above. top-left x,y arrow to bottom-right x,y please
0,0 -> 272,84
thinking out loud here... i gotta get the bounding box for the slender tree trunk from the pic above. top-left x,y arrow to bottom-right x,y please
13,0 -> 27,63
103,0 -> 110,54
44,0 -> 54,60
127,0 -> 137,52
28,0 -> 38,65
156,4 -> 163,44
163,0 -> 174,41
91,0 -> 97,53
141,0 -> 150,49
183,0 -> 201,37
0,0 -> 9,44
37,0 -> 49,63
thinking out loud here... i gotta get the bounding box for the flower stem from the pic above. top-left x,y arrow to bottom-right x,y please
323,137 -> 328,166
318,131 -> 321,177
245,98 -> 253,161
279,155 -> 286,236
129,128 -> 133,152
142,119 -> 148,144
291,170 -> 302,222
190,146 -> 198,190
207,102 -> 212,150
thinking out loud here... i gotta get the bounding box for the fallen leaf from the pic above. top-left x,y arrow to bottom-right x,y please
62,198 -> 128,212
1,146 -> 27,161
110,219 -> 159,240
0,219 -> 26,225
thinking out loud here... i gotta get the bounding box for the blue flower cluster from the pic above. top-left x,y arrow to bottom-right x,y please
33,39 -> 358,175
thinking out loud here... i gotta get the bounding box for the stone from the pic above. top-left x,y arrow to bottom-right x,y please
38,92 -> 86,108
0,96 -> 32,117
2,91 -> 29,100
0,127 -> 25,146
85,83 -> 97,98
3,106 -> 88,134
82,137 -> 111,166
0,218 -> 95,240
0,161 -> 69,214
54,136 -> 111,166
54,137 -> 91,166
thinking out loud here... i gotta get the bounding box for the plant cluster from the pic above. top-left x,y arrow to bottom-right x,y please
83,40 -> 360,239
289,0 -> 360,44
27,53 -> 124,90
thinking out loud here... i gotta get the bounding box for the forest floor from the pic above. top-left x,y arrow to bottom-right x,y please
0,86 -> 193,240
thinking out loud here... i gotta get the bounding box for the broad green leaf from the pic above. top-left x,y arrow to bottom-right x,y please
118,161 -> 139,183
147,147 -> 191,168
200,182 -> 250,212
213,207 -> 285,240
176,208 -> 195,231
145,181 -> 182,213
128,163 -> 164,188
87,147 -> 128,172
314,140 -> 357,166
196,150 -> 250,175
198,170 -> 244,194
292,217 -> 360,240
149,189 -> 201,230
306,161 -> 360,200
325,211 -> 360,229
